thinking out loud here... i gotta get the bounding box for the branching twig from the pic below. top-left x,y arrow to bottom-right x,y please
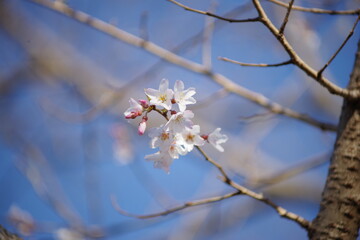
219,57 -> 293,67
218,176 -> 310,229
278,0 -> 294,35
251,0 -> 360,99
111,191 -> 241,219
167,0 -> 260,23
27,0 -> 337,131
167,0 -> 360,99
195,146 -> 311,230
112,145 -> 311,229
268,0 -> 360,15
195,146 -> 230,183
317,15 -> 360,78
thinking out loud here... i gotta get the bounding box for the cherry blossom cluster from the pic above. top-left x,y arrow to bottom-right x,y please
124,79 -> 228,173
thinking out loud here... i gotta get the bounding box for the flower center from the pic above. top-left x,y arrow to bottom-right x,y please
185,134 -> 194,142
159,95 -> 167,103
175,115 -> 183,123
160,132 -> 169,141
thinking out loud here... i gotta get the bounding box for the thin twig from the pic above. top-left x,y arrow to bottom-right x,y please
278,0 -> 294,35
116,101 -> 310,229
111,191 -> 241,219
167,0 -> 360,99
268,0 -> 360,15
40,4 -> 254,123
195,146 -> 310,229
167,0 -> 260,23
195,146 -> 230,183
27,0 -> 338,131
218,176 -> 310,229
317,15 -> 360,78
219,57 -> 293,67
251,0 -> 360,99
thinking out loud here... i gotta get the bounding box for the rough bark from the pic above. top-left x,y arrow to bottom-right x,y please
0,225 -> 22,240
309,40 -> 360,239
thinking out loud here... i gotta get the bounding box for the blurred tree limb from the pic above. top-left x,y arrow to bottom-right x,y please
25,0 -> 337,131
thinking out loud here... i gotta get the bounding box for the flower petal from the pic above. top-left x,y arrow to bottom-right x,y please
174,80 -> 184,92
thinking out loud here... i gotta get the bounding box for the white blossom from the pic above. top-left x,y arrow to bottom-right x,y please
179,125 -> 205,151
165,110 -> 194,133
124,79 -> 228,173
148,125 -> 172,149
168,139 -> 187,159
145,78 -> 174,110
208,128 -> 228,152
145,151 -> 174,173
173,80 -> 196,111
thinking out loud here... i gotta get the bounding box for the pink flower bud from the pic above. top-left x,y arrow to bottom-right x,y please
138,117 -> 148,135
138,99 -> 149,108
201,134 -> 208,141
124,98 -> 143,119
125,112 -> 141,119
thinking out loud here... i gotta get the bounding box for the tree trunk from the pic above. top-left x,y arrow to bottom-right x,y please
309,40 -> 360,239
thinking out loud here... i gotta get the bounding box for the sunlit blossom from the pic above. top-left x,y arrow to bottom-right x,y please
208,128 -> 228,152
145,151 -> 173,173
165,110 -> 194,133
179,125 -> 205,151
145,78 -> 174,110
124,79 -> 227,173
173,80 -> 196,111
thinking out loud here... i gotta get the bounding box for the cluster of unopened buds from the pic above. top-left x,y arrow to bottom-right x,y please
124,79 -> 228,173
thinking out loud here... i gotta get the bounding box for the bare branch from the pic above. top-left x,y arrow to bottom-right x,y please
219,57 -> 293,67
27,0 -> 337,131
167,0 -> 260,23
195,146 -> 230,182
317,15 -> 360,78
278,0 -> 294,35
252,0 -> 360,99
268,0 -> 360,15
219,176 -> 310,229
195,146 -> 311,230
168,0 -> 360,99
111,191 -> 241,219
